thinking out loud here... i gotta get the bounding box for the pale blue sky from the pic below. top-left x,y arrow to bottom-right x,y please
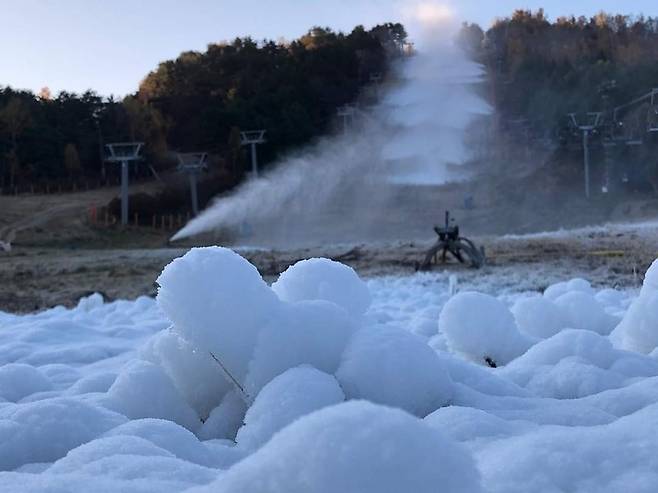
1,0 -> 656,97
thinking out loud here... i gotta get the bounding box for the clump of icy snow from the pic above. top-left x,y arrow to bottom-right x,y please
194,400 -> 483,493
511,296 -> 567,338
611,259 -> 658,353
554,291 -> 618,335
156,247 -> 280,384
543,277 -> 593,301
439,292 -> 532,366
46,435 -> 175,473
0,363 -> 53,402
272,258 -> 371,317
475,401 -> 658,492
76,292 -> 105,312
106,360 -> 200,432
245,300 -> 355,396
499,329 -> 658,399
65,372 -> 116,395
45,434 -> 218,487
103,418 -> 217,466
236,366 -> 345,451
198,390 -> 247,441
336,325 -> 452,416
0,397 -> 126,470
504,329 -> 617,371
141,329 -> 231,420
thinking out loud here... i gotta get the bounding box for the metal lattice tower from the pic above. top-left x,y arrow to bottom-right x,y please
568,113 -> 602,200
613,87 -> 658,135
240,130 -> 266,178
104,142 -> 143,225
177,152 -> 208,216
648,88 -> 658,132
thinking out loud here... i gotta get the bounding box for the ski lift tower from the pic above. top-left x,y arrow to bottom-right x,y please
647,88 -> 658,132
568,112 -> 602,199
240,130 -> 266,178
337,104 -> 356,135
105,142 -> 143,226
177,152 -> 208,216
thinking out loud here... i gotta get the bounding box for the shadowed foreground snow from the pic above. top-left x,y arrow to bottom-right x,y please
1,247 -> 658,492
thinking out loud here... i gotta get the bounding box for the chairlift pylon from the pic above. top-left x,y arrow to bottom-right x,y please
647,89 -> 658,132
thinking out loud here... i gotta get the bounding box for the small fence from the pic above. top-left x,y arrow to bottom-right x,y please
88,207 -> 192,231
0,175 -> 157,196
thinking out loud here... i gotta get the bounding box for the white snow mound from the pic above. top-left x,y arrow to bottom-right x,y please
106,360 -> 200,432
192,400 -> 483,493
336,325 -> 453,416
554,291 -> 618,335
511,296 -> 568,338
439,292 -> 532,366
156,247 -> 280,383
272,258 -> 371,317
236,366 -> 345,451
245,300 -> 355,396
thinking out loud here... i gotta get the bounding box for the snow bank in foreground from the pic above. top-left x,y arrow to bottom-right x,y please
2,246 -> 658,491
193,401 -> 483,493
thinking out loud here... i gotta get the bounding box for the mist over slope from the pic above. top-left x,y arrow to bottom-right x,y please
172,11 -> 491,244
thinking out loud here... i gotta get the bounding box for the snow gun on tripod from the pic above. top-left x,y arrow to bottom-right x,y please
417,211 -> 485,270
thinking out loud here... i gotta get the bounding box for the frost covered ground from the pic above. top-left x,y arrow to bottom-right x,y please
3,218 -> 658,312
1,246 -> 658,492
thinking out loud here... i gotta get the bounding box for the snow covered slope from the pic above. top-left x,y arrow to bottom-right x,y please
1,247 -> 658,492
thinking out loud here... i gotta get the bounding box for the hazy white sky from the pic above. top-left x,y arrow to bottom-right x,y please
1,0 -> 656,96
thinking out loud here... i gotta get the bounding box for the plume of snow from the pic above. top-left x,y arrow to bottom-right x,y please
172,2 -> 489,242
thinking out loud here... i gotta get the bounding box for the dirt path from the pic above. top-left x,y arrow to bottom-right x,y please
0,180 -> 167,248
1,221 -> 656,313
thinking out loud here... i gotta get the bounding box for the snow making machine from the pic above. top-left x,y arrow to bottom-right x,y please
417,211 -> 485,270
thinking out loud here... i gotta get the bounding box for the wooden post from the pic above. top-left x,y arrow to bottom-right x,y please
160,215 -> 165,230
134,212 -> 139,227
168,214 -> 173,230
